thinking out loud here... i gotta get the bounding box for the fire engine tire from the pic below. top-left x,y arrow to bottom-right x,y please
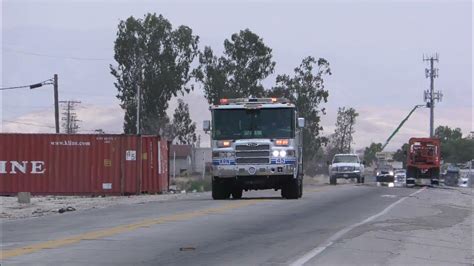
431,179 -> 439,186
357,176 -> 361,183
283,178 -> 300,199
330,176 -> 337,185
212,179 -> 230,200
298,180 -> 303,198
231,189 -> 243,199
361,177 -> 365,183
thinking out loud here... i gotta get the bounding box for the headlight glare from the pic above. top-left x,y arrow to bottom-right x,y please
279,150 -> 287,157
272,150 -> 280,157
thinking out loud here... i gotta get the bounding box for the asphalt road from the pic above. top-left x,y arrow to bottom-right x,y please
1,180 -> 472,266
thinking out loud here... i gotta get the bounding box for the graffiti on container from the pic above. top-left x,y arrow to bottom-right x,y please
0,161 -> 46,174
50,141 -> 91,146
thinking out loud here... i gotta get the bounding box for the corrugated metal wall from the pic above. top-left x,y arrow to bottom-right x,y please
0,134 -> 169,195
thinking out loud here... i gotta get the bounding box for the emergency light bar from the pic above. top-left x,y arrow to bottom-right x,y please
219,98 -> 289,105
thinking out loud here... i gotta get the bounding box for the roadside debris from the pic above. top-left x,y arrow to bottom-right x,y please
58,206 -> 76,213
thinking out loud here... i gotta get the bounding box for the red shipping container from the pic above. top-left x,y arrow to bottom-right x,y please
0,133 -> 169,195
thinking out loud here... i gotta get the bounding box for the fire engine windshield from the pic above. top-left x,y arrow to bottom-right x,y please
213,108 -> 294,140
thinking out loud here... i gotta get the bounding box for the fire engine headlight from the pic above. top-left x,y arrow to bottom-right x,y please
389,171 -> 394,176
272,150 -> 280,157
279,150 -> 287,157
213,151 -> 234,158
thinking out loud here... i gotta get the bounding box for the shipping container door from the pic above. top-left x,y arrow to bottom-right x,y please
122,136 -> 139,195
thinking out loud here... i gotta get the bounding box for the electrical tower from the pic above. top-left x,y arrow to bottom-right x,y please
60,100 -> 81,134
423,53 -> 443,137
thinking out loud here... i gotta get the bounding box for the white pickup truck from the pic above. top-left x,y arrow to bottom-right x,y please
328,154 -> 365,185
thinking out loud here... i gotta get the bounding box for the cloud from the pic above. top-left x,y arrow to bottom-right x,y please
2,105 -> 124,134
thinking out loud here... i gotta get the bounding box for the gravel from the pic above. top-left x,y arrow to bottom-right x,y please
0,191 -> 209,220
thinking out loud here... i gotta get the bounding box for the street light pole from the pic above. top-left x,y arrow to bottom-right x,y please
27,75 -> 60,133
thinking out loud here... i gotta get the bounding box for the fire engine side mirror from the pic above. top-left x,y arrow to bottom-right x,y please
203,120 -> 211,132
362,161 -> 366,165
326,161 -> 331,166
297,117 -> 305,128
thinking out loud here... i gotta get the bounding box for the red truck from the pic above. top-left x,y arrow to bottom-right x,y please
406,138 -> 441,186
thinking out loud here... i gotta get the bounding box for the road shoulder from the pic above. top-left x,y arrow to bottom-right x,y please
307,186 -> 473,265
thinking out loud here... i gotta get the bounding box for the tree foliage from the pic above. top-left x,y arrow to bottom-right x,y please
172,99 -> 197,145
268,56 -> 331,163
195,29 -> 275,105
332,107 -> 359,153
363,142 -> 383,166
434,126 -> 473,163
393,143 -> 409,168
110,13 -> 199,134
435,126 -> 462,142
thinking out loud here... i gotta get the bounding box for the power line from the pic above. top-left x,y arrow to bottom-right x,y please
3,119 -> 121,133
0,78 -> 53,91
3,47 -> 110,61
2,120 -> 55,129
0,85 -> 31,91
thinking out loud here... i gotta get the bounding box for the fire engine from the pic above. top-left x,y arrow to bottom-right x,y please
203,98 -> 305,199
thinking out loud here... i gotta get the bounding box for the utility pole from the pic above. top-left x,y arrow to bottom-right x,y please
423,54 -> 443,137
53,74 -> 60,133
59,100 -> 81,134
136,84 -> 141,135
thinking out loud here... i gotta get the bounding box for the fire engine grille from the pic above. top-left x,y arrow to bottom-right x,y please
235,151 -> 269,157
236,158 -> 270,164
235,144 -> 270,151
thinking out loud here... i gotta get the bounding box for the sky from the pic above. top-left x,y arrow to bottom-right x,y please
1,0 -> 472,151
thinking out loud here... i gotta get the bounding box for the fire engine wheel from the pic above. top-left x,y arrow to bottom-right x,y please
431,179 -> 439,186
330,175 -> 337,185
282,178 -> 300,199
212,179 -> 231,200
357,176 -> 361,183
298,180 -> 303,198
231,189 -> 243,199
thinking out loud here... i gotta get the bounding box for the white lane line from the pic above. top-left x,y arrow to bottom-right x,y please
290,187 -> 426,266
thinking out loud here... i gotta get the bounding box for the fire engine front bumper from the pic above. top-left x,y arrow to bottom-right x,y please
212,162 -> 297,178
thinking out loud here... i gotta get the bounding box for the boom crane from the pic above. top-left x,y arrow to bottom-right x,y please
381,105 -> 426,151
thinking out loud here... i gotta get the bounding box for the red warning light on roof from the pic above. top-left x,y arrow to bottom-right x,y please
220,98 -> 229,104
